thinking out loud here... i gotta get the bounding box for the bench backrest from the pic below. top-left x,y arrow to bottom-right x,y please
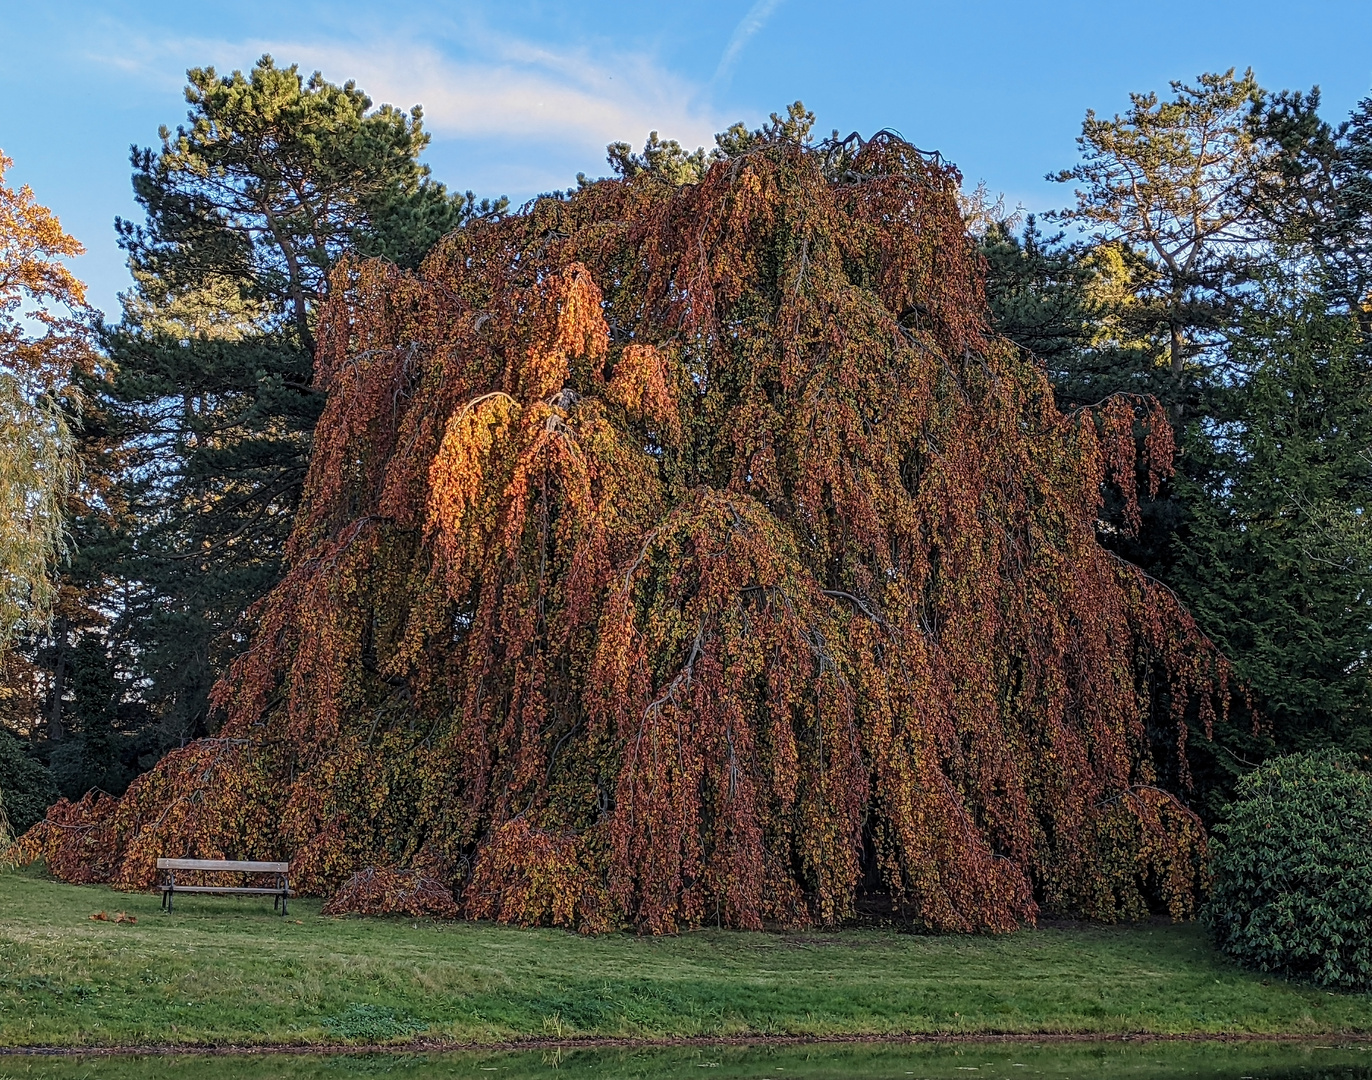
157,858 -> 289,873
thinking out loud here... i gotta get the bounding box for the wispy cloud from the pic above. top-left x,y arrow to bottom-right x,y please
298,38 -> 720,151
713,0 -> 787,86
82,22 -> 725,157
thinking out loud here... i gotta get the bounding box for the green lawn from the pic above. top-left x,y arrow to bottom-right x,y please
5,1043 -> 1372,1080
1,867 -> 1370,1050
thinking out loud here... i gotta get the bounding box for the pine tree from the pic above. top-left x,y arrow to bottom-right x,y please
1255,88 -> 1372,320
47,634 -> 131,798
980,217 -> 1098,402
1048,69 -> 1276,420
43,57 -> 506,758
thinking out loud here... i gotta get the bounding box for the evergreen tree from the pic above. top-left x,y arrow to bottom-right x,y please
41,56 -> 505,769
0,728 -> 57,835
1048,69 -> 1276,420
47,633 -> 131,798
597,102 -> 818,187
116,55 -> 494,348
980,217 -> 1097,400
1173,273 -> 1372,803
1256,89 -> 1372,321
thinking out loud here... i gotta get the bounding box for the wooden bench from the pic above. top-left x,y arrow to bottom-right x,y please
157,859 -> 292,915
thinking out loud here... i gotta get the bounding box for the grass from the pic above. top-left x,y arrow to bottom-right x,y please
0,866 -> 1371,1051
5,1043 -> 1372,1080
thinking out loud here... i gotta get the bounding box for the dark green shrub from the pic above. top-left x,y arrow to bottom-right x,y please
1205,750 -> 1372,989
0,730 -> 58,836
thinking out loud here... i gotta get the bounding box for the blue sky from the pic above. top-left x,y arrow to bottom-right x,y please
4,0 -> 1372,319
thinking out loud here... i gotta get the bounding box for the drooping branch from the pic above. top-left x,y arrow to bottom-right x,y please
14,132 -> 1241,933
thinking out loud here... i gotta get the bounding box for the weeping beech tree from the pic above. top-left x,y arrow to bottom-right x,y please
16,132 -> 1239,932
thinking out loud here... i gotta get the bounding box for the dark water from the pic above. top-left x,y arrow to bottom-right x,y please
1,1042 -> 1370,1080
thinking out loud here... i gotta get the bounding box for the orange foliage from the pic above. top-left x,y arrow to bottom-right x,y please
0,150 -> 87,332
322,866 -> 461,918
0,150 -> 90,645
15,133 -> 1238,931
465,818 -> 611,932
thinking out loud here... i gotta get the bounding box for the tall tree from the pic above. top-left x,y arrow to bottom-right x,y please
1257,89 -> 1372,321
22,130 -> 1233,931
0,151 -> 85,646
1172,270 -> 1372,801
116,56 -> 494,349
43,56 -> 505,764
980,217 -> 1097,397
1049,69 -> 1275,419
598,102 -> 820,187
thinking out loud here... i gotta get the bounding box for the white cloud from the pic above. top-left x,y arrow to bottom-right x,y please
83,23 -> 726,158
297,37 -> 721,152
713,0 -> 787,86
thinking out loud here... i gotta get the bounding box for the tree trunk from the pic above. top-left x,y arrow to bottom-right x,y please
46,619 -> 68,742
260,204 -> 316,356
1169,315 -> 1187,423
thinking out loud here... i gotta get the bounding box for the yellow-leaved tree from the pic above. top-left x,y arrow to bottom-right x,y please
0,151 -> 90,844
0,151 -> 87,647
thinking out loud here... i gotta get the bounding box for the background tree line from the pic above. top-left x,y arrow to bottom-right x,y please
1,59 -> 1369,832
982,69 -> 1372,813
0,57 -> 506,829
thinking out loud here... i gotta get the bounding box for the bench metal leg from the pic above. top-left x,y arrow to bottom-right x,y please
155,868 -> 290,914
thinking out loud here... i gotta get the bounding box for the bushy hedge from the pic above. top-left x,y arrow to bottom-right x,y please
0,730 -> 58,837
1205,750 -> 1372,989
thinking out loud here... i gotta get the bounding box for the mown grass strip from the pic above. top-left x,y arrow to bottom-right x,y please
5,1042 -> 1372,1080
1,868 -> 1369,1049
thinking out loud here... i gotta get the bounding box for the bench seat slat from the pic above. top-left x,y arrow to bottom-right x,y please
158,886 -> 292,895
157,859 -> 289,873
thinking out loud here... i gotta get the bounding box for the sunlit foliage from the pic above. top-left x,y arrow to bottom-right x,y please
0,151 -> 85,647
54,55 -> 506,759
1049,69 -> 1275,396
17,130 -> 1237,931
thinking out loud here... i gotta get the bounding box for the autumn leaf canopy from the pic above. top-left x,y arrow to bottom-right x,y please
17,131 -> 1234,932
